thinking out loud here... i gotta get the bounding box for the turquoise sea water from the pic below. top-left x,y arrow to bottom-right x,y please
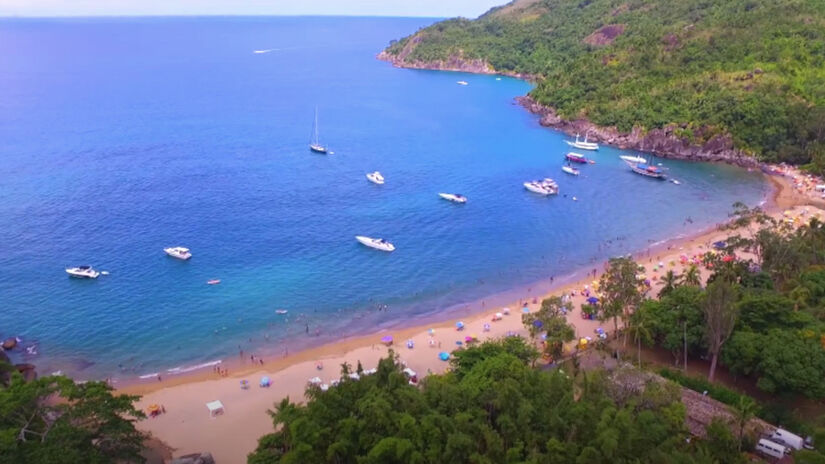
0,16 -> 769,380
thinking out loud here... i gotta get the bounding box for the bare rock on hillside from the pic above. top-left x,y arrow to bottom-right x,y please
584,24 -> 626,46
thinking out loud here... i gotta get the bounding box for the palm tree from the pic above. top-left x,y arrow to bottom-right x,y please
732,396 -> 758,452
681,264 -> 702,287
658,270 -> 680,298
628,312 -> 653,368
268,397 -> 301,452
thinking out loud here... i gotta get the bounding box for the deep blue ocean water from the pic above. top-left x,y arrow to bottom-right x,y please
0,16 -> 769,380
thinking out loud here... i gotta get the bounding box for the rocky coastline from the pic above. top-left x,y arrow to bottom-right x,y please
378,50 -> 759,168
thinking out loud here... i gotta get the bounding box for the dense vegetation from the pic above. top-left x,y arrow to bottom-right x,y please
0,369 -> 147,463
385,0 -> 825,169
249,338 -> 746,464
632,204 -> 825,400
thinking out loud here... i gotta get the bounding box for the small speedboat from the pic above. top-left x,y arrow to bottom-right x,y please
562,165 -> 580,176
164,247 -> 192,260
565,152 -> 588,163
438,193 -> 467,203
457,81 -> 468,86
620,155 -> 647,164
207,279 -> 221,285
66,265 -> 100,279
355,235 -> 395,252
275,309 -> 288,315
366,171 -> 385,185
565,133 -> 599,151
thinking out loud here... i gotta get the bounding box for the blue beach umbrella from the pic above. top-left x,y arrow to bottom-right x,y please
455,321 -> 464,330
587,297 -> 599,304
533,320 -> 543,328
260,376 -> 271,387
439,352 -> 450,361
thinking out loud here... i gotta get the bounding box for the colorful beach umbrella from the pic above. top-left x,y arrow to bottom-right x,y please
456,321 -> 464,330
381,335 -> 393,344
438,352 -> 450,361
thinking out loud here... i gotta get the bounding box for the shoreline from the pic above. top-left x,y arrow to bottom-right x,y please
116,187 -> 763,396
117,164 -> 799,396
125,172 -> 825,463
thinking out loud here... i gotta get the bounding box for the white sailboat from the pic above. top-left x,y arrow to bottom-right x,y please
620,155 -> 647,164
562,165 -> 580,176
565,133 -> 599,151
309,107 -> 328,154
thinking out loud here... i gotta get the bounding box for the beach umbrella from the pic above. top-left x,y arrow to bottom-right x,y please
522,306 -> 530,313
502,307 -> 511,315
147,404 -> 160,414
465,336 -> 473,343
439,352 -> 450,361
533,320 -> 544,328
587,296 -> 599,304
428,328 -> 435,336
406,339 -> 414,349
455,340 -> 463,346
260,376 -> 271,387
381,335 -> 393,345
455,321 -> 464,330
483,323 -> 491,332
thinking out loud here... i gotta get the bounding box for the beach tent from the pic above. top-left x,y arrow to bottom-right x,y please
260,376 -> 271,387
439,352 -> 450,361
206,400 -> 224,418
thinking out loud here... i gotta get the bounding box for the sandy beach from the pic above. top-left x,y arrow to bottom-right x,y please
123,169 -> 824,463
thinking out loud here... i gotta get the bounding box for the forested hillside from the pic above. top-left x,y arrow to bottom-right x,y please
384,0 -> 825,169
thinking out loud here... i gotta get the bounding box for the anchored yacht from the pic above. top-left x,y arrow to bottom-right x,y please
66,265 -> 100,279
366,171 -> 385,185
438,193 -> 467,203
164,247 -> 192,260
565,133 -> 599,151
355,236 -> 395,252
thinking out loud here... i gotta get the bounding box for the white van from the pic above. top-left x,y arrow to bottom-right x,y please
770,428 -> 805,450
756,439 -> 788,459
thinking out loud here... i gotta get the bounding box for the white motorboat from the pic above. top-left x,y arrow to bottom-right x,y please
438,193 -> 467,203
164,247 -> 192,260
366,171 -> 385,185
565,133 -> 599,151
355,235 -> 395,252
562,165 -> 580,176
457,81 -> 468,86
66,265 -> 100,279
620,155 -> 647,164
523,179 -> 558,196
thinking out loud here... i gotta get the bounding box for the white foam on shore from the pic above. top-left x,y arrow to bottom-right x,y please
166,360 -> 222,375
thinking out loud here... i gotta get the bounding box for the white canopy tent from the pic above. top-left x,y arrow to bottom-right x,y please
206,400 -> 224,418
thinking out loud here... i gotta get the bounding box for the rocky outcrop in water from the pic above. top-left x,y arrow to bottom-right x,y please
377,49 -> 529,79
516,96 -> 759,168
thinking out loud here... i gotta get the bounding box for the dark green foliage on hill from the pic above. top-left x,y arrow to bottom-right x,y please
386,0 -> 825,168
247,338 -> 745,463
0,371 -> 147,463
